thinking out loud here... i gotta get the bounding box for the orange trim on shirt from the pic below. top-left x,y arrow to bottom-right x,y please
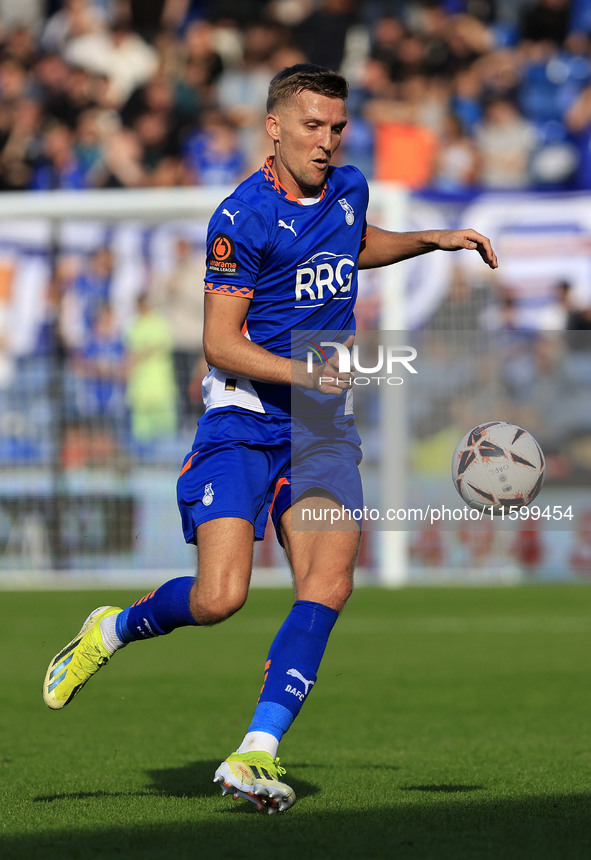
359,227 -> 368,254
205,282 -> 254,299
268,476 -> 290,516
261,155 -> 327,203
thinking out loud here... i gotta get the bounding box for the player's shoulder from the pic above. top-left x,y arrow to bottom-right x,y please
210,169 -> 276,230
328,163 -> 369,196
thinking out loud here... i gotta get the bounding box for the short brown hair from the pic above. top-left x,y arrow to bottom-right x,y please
266,64 -> 349,113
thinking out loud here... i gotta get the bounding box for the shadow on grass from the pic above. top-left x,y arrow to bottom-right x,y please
34,760 -> 320,806
146,759 -> 321,801
34,790 -> 154,802
402,784 -> 484,793
9,791 -> 591,860
15,762 -> 591,860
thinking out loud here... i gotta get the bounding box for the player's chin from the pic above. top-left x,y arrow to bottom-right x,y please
302,169 -> 327,194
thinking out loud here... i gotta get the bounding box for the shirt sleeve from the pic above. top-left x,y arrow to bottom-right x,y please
204,199 -> 268,299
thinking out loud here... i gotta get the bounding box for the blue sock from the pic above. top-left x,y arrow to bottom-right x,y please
247,600 -> 339,742
115,576 -> 198,643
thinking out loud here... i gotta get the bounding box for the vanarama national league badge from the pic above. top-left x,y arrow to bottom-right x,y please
208,234 -> 239,275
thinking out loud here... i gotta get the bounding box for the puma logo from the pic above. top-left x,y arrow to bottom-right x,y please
286,668 -> 315,696
222,209 -> 239,224
278,219 -> 297,237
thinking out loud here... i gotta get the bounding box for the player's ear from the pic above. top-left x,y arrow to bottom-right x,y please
266,113 -> 280,142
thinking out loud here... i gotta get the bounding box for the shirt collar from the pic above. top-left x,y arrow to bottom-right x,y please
260,155 -> 327,203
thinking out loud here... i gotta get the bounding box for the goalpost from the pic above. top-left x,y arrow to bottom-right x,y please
366,184 -> 409,586
0,183 -> 410,588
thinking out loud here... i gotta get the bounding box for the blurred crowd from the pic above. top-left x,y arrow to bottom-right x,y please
1,0 -> 591,468
2,0 -> 591,574
0,227 -> 210,466
2,0 -> 591,193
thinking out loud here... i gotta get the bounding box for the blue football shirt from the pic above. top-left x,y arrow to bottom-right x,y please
203,156 -> 369,416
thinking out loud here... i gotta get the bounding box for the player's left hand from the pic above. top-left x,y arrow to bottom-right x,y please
435,229 -> 498,269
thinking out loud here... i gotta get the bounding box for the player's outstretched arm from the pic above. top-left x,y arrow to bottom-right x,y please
358,225 -> 498,270
203,293 -> 352,394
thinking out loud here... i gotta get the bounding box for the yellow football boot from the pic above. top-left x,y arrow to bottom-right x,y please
43,606 -> 121,709
214,751 -> 296,813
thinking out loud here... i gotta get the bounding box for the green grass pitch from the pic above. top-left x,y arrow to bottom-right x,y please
1,585 -> 591,860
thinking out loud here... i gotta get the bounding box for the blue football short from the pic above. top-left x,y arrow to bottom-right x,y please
176,407 -> 363,544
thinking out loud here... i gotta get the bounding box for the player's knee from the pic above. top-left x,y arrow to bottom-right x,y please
196,599 -> 245,625
332,575 -> 354,610
189,579 -> 248,626
296,570 -> 353,612
316,575 -> 353,612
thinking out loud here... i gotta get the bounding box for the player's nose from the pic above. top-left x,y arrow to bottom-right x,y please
318,130 -> 332,153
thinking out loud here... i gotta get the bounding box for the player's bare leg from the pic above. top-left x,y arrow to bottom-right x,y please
280,493 -> 360,611
43,517 -> 255,708
215,494 -> 360,812
189,517 -> 255,625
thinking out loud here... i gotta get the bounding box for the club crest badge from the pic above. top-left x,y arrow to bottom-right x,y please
202,483 -> 214,506
338,198 -> 355,226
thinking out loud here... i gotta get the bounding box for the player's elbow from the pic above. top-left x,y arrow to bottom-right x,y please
202,328 -> 227,369
202,330 -> 217,367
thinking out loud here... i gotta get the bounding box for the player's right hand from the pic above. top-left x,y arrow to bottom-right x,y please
311,335 -> 354,395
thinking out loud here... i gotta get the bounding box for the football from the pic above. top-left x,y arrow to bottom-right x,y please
451,421 -> 545,513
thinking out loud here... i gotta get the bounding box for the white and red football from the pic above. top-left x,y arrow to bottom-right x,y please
451,421 -> 545,513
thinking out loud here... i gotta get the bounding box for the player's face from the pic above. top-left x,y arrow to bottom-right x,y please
266,90 -> 348,198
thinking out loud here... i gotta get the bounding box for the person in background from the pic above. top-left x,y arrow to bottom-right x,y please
125,292 -> 177,444
149,237 -> 207,430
